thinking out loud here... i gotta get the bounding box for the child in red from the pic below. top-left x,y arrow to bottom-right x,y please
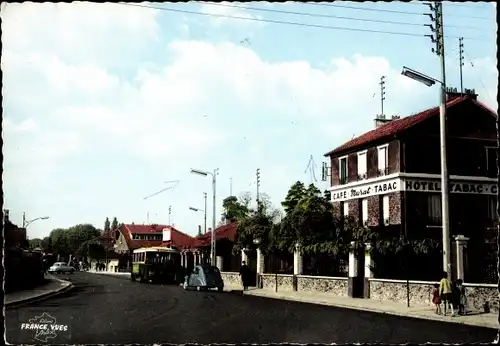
431,284 -> 441,314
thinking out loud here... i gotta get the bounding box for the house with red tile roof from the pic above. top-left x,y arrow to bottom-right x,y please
110,223 -> 197,271
324,90 -> 497,282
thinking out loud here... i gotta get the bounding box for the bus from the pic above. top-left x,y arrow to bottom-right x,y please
131,246 -> 184,284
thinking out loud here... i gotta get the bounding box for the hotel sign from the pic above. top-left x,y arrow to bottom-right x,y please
331,178 -> 401,202
405,180 -> 498,195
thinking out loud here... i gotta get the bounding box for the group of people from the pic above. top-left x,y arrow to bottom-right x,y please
431,271 -> 467,316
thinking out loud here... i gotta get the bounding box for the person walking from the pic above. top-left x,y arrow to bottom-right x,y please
240,261 -> 250,291
439,271 -> 455,316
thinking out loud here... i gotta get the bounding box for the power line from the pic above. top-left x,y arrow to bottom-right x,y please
199,1 -> 488,31
116,3 -> 490,41
306,2 -> 494,20
201,1 -> 488,31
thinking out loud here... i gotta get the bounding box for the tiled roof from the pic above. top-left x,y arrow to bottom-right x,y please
324,96 -> 496,157
194,222 -> 238,247
114,224 -> 197,250
123,224 -> 168,235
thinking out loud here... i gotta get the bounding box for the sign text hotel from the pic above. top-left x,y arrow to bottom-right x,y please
330,177 -> 497,202
405,180 -> 498,195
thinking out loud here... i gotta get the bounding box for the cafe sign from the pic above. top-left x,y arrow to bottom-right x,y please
331,178 -> 401,202
404,179 -> 498,195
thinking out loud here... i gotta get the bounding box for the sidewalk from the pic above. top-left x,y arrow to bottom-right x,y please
5,274 -> 73,307
87,270 -> 131,278
228,286 -> 498,330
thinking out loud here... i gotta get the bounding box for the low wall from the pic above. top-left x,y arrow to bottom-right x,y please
297,275 -> 348,296
261,273 -> 294,292
221,272 -> 241,287
369,278 -> 499,312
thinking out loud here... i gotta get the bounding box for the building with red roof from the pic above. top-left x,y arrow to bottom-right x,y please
110,223 -> 197,271
324,90 -> 497,282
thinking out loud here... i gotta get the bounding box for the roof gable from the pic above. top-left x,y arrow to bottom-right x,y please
324,96 -> 496,157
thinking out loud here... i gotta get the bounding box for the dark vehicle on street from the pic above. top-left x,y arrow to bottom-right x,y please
131,246 -> 183,284
183,264 -> 224,292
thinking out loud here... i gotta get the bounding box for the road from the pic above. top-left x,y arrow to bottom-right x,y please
6,272 -> 496,344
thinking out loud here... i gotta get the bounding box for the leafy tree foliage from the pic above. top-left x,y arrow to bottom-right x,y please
111,217 -> 119,230
104,217 -> 111,233
221,195 -> 250,222
48,224 -> 101,258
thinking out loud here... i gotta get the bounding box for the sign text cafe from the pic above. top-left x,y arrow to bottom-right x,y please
330,177 -> 497,202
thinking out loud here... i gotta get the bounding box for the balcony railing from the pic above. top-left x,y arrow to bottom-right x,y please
377,167 -> 389,177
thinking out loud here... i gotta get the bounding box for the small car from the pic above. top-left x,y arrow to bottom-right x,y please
48,262 -> 75,274
183,265 -> 224,292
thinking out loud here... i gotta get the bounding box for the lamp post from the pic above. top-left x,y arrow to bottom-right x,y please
191,168 -> 219,266
23,213 -> 49,228
401,65 -> 450,278
253,237 -> 261,288
189,205 -> 207,235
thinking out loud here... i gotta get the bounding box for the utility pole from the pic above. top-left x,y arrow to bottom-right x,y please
427,1 -> 451,278
256,169 -> 261,212
459,37 -> 464,94
168,205 -> 172,225
203,192 -> 207,235
380,76 -> 386,117
211,169 -> 218,267
23,212 -> 26,228
230,178 -> 233,197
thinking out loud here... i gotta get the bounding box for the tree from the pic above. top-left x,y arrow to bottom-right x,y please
104,217 -> 111,233
48,224 -> 101,258
281,181 -> 307,215
111,217 -> 119,230
221,196 -> 250,222
28,238 -> 43,250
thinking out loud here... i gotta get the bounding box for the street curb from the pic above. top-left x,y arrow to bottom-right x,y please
5,278 -> 74,308
241,290 -> 498,330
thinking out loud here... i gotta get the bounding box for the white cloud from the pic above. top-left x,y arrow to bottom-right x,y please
1,2 -> 159,67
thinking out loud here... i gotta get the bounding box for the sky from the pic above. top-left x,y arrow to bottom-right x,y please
2,1 -> 498,239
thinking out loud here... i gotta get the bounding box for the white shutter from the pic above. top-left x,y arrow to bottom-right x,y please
362,199 -> 368,223
383,195 -> 390,220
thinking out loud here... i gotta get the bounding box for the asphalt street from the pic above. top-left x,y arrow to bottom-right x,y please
6,272 -> 496,344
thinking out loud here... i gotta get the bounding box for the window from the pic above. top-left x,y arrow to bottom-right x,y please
382,195 -> 390,225
339,156 -> 348,184
357,151 -> 367,180
343,202 -> 349,217
427,195 -> 442,225
362,199 -> 368,225
488,196 -> 498,221
486,147 -> 497,177
378,145 -> 388,176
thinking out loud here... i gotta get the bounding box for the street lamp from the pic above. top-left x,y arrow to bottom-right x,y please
191,168 -> 219,266
401,65 -> 451,278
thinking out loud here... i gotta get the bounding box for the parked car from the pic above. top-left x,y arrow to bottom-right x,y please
48,262 -> 75,274
183,265 -> 224,292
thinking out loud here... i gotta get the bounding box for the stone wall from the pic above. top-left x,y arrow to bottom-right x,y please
388,192 -> 402,225
369,278 -> 499,312
221,272 -> 241,287
261,273 -> 294,292
367,196 -> 380,227
297,275 -> 348,296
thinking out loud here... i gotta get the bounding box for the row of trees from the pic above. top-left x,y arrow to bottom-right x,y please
220,181 -> 442,279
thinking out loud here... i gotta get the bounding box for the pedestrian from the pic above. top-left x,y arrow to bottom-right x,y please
439,271 -> 455,316
456,279 -> 467,315
240,261 -> 250,291
430,283 -> 441,314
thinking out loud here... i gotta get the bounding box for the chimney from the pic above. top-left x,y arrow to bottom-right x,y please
374,115 -> 400,129
198,225 -> 202,236
446,87 -> 477,101
207,227 -> 212,235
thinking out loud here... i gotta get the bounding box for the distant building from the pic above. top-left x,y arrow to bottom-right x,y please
4,210 -> 27,249
109,223 -> 196,271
